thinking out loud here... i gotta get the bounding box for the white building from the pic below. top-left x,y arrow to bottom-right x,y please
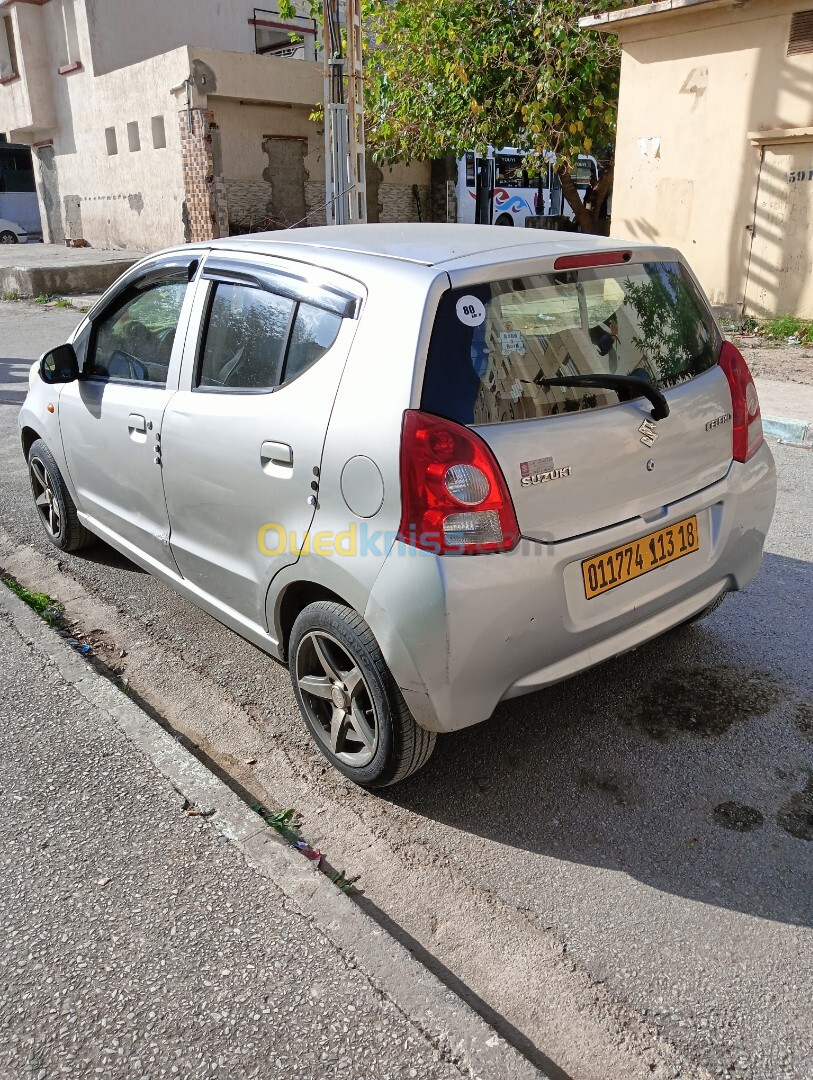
0,0 -> 430,248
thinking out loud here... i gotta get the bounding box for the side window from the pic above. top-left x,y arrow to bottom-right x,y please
465,151 -> 476,189
282,303 -> 342,385
91,279 -> 187,386
197,282 -> 294,391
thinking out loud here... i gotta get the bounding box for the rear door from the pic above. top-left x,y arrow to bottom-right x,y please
423,256 -> 734,543
160,254 -> 361,626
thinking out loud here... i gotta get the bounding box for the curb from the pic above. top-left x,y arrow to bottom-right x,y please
762,415 -> 813,449
0,583 -> 547,1080
0,259 -> 139,299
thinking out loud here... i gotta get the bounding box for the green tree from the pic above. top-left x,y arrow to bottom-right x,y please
360,0 -> 632,233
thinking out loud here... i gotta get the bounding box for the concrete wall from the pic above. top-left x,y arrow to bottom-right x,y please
193,51 -> 431,233
31,46 -> 191,248
1,4 -> 56,137
3,10 -> 433,251
84,0 -> 315,76
609,0 -> 813,317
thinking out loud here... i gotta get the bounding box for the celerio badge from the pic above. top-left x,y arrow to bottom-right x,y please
706,413 -> 731,431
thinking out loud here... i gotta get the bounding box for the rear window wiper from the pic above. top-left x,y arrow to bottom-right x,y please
534,373 -> 670,421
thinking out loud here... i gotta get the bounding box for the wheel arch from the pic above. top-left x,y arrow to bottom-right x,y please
275,580 -> 353,661
21,425 -> 43,458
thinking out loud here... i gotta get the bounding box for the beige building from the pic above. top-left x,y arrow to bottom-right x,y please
583,0 -> 813,318
0,0 -> 430,249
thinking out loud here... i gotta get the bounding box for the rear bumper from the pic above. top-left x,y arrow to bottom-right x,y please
365,443 -> 776,733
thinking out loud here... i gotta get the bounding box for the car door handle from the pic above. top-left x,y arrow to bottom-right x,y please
260,441 -> 293,467
128,413 -> 147,433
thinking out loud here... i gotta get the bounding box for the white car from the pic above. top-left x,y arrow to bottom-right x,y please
19,225 -> 776,787
0,218 -> 28,244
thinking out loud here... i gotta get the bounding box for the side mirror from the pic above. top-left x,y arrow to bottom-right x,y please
40,344 -> 79,384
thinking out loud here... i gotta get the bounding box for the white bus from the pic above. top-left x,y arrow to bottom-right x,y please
455,146 -> 600,227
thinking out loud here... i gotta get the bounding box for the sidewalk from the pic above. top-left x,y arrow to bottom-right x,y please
754,377 -> 813,447
0,584 -> 543,1080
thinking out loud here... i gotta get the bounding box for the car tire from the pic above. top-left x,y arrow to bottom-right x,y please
495,214 -> 514,227
0,230 -> 19,244
27,439 -> 94,552
289,600 -> 436,788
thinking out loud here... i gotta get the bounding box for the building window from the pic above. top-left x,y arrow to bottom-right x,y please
788,10 -> 813,55
105,127 -> 118,156
251,7 -> 315,60
151,115 -> 166,150
127,121 -> 141,153
1,15 -> 19,81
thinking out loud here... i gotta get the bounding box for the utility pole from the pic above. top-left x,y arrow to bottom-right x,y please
322,0 -> 367,225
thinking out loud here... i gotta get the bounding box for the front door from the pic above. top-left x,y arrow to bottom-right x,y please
745,142 -> 813,317
59,273 -> 195,572
160,259 -> 360,628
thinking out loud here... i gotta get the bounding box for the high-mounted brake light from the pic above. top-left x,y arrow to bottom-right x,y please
553,250 -> 632,271
718,341 -> 764,463
398,410 -> 519,555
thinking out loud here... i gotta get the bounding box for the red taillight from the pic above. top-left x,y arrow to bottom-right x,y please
553,250 -> 632,271
718,341 -> 764,463
398,410 -> 519,555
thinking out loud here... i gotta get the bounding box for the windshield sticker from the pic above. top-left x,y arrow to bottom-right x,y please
455,295 -> 486,327
499,329 -> 526,356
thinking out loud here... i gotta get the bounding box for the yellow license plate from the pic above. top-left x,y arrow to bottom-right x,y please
582,515 -> 700,600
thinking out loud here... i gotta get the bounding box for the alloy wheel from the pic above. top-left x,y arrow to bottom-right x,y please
29,457 -> 62,539
295,630 -> 378,767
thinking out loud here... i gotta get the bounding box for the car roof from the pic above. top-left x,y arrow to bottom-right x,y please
206,224 -> 655,274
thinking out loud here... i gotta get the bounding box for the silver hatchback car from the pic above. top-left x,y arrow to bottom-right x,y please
20,225 -> 776,786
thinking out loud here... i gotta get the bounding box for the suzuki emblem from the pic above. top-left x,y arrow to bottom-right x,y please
639,418 -> 659,447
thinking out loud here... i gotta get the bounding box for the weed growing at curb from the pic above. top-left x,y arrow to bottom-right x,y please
55,298 -> 71,308
762,315 -> 813,343
331,868 -> 361,893
2,576 -> 62,625
251,803 -> 361,893
1,290 -> 19,302
34,293 -> 54,305
253,804 -> 300,840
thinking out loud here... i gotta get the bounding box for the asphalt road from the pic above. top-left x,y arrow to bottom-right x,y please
1,302 -> 812,1080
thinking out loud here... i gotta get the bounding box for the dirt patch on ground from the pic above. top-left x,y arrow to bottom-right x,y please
777,775 -> 813,842
632,666 -> 782,741
712,802 -> 764,833
731,335 -> 813,385
577,768 -> 643,808
794,701 -> 813,741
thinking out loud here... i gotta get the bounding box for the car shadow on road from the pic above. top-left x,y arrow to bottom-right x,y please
73,537 -> 147,573
384,551 -> 813,930
0,357 -> 34,406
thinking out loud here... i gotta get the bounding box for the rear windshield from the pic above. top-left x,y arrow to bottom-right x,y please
421,261 -> 721,426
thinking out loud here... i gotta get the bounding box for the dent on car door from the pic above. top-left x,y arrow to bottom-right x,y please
161,265 -> 360,627
58,267 -> 198,572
